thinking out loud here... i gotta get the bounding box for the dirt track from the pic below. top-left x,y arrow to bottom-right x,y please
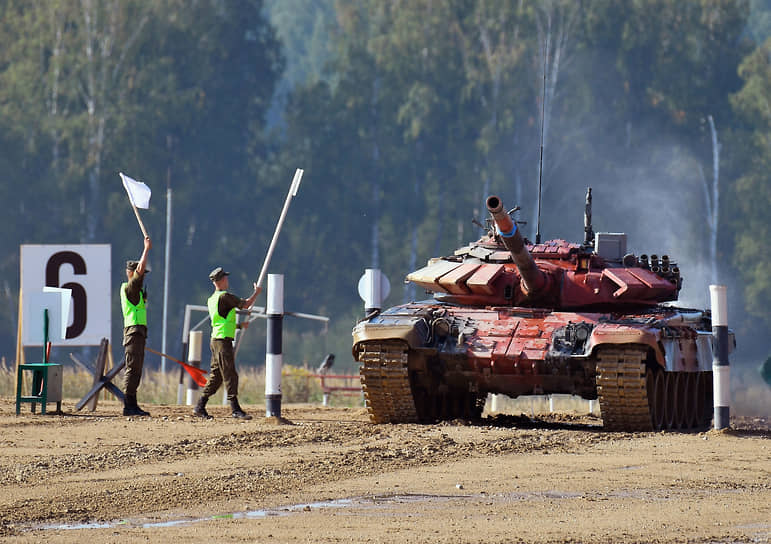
0,399 -> 769,543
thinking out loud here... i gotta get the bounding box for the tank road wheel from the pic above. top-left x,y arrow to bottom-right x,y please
674,372 -> 689,430
647,369 -> 665,431
439,390 -> 459,420
694,372 -> 707,430
596,347 -> 653,432
411,386 -> 432,422
358,341 -> 419,424
468,393 -> 485,420
682,373 -> 698,430
663,372 -> 677,430
409,370 -> 449,423
696,371 -> 714,430
452,392 -> 484,421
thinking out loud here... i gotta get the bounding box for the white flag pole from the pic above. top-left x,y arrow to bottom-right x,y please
256,168 -> 304,288
131,203 -> 149,239
233,168 -> 303,360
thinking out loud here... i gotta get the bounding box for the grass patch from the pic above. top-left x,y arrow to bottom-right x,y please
0,359 -> 363,407
2,358 -> 765,416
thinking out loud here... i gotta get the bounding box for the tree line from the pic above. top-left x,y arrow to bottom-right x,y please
1,0 -> 769,369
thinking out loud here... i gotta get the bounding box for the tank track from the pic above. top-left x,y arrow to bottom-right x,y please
596,347 -> 654,432
358,341 -> 419,423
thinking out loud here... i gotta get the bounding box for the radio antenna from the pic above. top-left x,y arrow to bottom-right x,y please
535,35 -> 548,245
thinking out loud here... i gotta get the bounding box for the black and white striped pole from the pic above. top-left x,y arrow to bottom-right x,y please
710,284 -> 730,430
185,330 -> 202,405
265,273 -> 283,418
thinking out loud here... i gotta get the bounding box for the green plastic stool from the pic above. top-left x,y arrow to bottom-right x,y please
16,363 -> 63,415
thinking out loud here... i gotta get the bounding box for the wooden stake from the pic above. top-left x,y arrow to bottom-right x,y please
103,340 -> 114,404
14,289 -> 25,399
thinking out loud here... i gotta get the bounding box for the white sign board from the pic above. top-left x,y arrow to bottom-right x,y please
21,244 -> 111,346
21,289 -> 72,345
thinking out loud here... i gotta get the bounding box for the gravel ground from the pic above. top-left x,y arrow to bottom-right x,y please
0,399 -> 768,543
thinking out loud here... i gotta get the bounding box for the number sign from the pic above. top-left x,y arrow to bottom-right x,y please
21,245 -> 111,346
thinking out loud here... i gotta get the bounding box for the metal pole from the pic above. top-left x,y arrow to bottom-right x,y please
710,284 -> 730,430
364,269 -> 382,315
186,330 -> 202,405
265,274 -> 283,418
161,186 -> 172,373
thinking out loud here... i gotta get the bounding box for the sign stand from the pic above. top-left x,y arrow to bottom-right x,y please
16,287 -> 71,409
16,310 -> 64,415
75,339 -> 125,411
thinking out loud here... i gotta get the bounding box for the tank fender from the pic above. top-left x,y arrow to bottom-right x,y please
586,323 -> 665,367
352,316 -> 431,357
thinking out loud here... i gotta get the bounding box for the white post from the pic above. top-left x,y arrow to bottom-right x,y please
265,274 -> 284,418
185,330 -> 202,405
549,395 -> 555,413
177,305 -> 192,405
709,284 -> 730,430
490,393 -> 499,414
364,268 -> 383,314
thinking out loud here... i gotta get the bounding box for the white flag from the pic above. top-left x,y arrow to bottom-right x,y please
120,172 -> 151,209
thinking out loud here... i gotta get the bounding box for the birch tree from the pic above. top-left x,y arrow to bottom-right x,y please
78,0 -> 149,240
531,0 -> 579,239
453,1 -> 528,234
698,115 -> 720,284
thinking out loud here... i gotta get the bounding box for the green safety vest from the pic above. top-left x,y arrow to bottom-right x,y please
208,290 -> 237,339
120,282 -> 147,327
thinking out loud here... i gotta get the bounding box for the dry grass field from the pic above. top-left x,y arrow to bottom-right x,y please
1,356 -> 768,416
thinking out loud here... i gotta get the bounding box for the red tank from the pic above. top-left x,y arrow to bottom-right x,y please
352,190 -> 733,431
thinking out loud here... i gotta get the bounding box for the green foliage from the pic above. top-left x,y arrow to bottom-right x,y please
761,355 -> 771,386
1,0 -> 770,368
730,39 -> 771,330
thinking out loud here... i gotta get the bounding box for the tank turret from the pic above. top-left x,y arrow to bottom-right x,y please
485,195 -> 547,296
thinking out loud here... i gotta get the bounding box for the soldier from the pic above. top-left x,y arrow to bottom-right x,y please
194,267 -> 261,419
120,235 -> 152,416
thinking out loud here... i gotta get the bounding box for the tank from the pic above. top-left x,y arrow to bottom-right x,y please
352,189 -> 734,431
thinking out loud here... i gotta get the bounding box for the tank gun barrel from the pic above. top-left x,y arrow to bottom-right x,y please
486,195 -> 547,294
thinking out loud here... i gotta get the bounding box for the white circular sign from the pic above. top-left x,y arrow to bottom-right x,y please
357,269 -> 390,309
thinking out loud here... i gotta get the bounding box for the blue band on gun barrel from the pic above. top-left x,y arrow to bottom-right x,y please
497,224 -> 517,238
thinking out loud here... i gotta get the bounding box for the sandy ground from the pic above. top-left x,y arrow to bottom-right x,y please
0,398 -> 768,544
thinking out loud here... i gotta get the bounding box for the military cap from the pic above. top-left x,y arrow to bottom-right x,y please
209,267 -> 229,281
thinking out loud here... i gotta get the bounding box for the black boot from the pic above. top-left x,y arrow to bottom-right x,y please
123,394 -> 150,417
193,396 -> 213,419
230,398 -> 252,420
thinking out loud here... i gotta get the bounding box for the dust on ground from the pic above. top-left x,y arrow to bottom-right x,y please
0,399 -> 768,543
